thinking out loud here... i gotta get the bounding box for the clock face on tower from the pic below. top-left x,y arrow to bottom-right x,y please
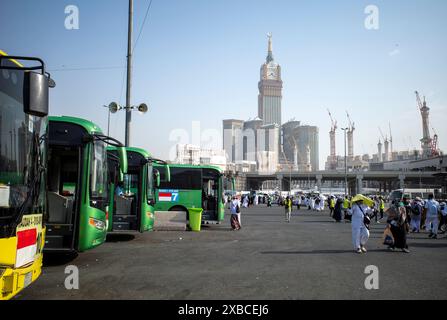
267,67 -> 277,80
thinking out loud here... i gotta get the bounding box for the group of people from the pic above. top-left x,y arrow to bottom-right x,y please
227,191 -> 447,254
349,192 -> 447,254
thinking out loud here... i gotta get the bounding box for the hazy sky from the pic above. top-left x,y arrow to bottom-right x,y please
2,0 -> 447,169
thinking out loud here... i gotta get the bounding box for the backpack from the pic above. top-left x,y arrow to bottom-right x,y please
411,204 -> 421,215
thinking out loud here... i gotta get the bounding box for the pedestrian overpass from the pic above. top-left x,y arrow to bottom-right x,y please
244,170 -> 444,195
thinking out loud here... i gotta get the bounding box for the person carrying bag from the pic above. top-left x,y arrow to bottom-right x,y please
350,194 -> 373,254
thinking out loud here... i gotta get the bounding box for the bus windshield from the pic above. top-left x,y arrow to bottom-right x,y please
0,66 -> 46,227
90,140 -> 108,199
147,164 -> 155,201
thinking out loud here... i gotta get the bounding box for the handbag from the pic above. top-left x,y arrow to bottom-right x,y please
236,204 -> 240,214
358,204 -> 371,229
382,226 -> 394,245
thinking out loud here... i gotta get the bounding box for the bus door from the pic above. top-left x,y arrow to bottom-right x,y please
46,145 -> 81,251
201,169 -> 219,221
112,169 -> 140,231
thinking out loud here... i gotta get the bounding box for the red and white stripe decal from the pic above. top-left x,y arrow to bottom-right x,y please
159,192 -> 172,201
16,228 -> 37,268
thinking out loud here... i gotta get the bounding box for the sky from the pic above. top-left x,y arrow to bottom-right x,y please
2,0 -> 447,169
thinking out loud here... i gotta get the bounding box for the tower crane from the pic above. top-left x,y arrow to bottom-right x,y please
327,109 -> 337,170
327,109 -> 337,132
431,126 -> 440,156
378,127 -> 387,142
346,111 -> 355,132
389,122 -> 393,154
415,91 -> 424,111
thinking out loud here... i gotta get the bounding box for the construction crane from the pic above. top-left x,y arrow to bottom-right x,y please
431,126 -> 440,156
327,109 -> 337,132
388,122 -> 393,154
378,127 -> 387,142
327,109 -> 337,170
346,111 -> 355,132
415,91 -> 424,111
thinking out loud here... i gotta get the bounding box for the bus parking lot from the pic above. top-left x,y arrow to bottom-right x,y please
17,206 -> 447,300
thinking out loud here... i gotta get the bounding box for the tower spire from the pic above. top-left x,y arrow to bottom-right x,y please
266,32 -> 274,63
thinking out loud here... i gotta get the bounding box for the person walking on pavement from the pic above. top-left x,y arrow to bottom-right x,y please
350,194 -> 373,254
333,198 -> 343,222
284,196 -> 292,223
410,197 -> 423,233
306,196 -> 311,210
242,195 -> 249,208
439,201 -> 447,234
230,196 -> 241,230
379,196 -> 385,221
424,193 -> 440,239
329,196 -> 335,217
403,196 -> 412,228
343,196 -> 350,222
372,196 -> 380,223
296,196 -> 301,211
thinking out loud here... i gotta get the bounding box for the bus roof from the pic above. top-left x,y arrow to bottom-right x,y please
107,146 -> 152,159
49,116 -> 103,135
158,163 -> 223,173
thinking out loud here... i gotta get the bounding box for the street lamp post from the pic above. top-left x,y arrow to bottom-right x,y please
341,127 -> 348,196
289,164 -> 292,195
101,105 -> 111,136
125,0 -> 134,147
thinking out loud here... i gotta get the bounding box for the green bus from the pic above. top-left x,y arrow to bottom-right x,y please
153,164 -> 231,223
45,116 -> 127,253
107,146 -> 169,233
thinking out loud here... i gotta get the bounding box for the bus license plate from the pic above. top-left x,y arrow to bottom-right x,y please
24,272 -> 32,288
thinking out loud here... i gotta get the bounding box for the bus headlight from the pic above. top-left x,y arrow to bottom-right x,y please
89,217 -> 106,230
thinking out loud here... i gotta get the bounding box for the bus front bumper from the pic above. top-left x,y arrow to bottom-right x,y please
0,254 -> 43,300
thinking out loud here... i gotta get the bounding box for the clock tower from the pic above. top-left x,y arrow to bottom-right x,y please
258,33 -> 283,126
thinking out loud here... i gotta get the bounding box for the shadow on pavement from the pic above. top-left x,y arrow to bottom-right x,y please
300,220 -> 335,223
106,234 -> 136,242
260,249 -> 386,255
200,225 -> 234,232
408,242 -> 447,248
43,252 -> 78,266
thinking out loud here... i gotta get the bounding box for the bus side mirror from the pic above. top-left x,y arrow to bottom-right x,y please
153,169 -> 160,188
23,72 -> 49,117
118,147 -> 128,174
164,164 -> 171,183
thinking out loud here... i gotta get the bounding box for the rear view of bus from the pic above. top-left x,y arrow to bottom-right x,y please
45,116 -> 125,253
154,164 -> 226,223
0,52 -> 52,299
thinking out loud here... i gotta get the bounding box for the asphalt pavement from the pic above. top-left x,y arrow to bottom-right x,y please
16,205 -> 447,300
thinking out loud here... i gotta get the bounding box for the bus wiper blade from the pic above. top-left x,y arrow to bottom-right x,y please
148,157 -> 168,165
89,134 -> 124,147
